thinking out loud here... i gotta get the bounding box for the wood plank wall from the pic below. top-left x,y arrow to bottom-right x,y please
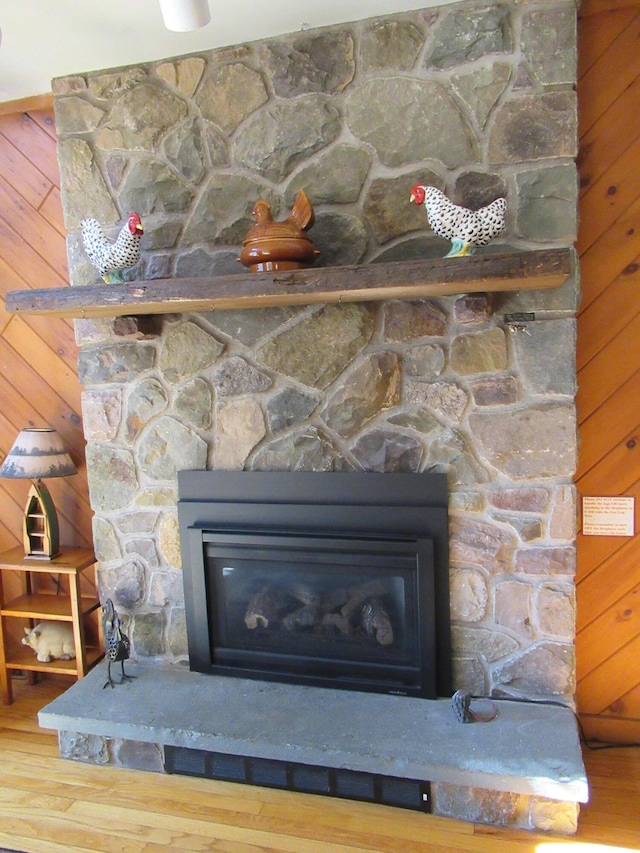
0,107 -> 92,563
576,0 -> 640,743
1,0 -> 639,744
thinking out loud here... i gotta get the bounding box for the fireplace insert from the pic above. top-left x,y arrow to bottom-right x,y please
178,471 -> 451,699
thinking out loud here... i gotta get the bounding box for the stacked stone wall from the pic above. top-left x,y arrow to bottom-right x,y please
53,0 -> 580,702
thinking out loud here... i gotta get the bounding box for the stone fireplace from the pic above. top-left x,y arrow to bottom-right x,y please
41,0 -> 585,832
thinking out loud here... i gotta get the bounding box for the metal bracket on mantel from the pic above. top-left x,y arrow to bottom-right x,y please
5,248 -> 573,321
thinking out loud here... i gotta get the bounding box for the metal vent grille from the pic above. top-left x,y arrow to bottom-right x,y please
211,753 -> 246,782
250,758 -> 288,787
292,764 -> 331,793
380,777 -> 425,809
164,745 -> 430,813
164,747 -> 207,777
335,770 -> 375,800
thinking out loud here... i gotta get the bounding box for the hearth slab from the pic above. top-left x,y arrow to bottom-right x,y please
38,661 -> 588,804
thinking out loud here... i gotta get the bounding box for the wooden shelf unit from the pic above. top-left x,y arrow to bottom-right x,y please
0,547 -> 104,704
4,249 -> 573,320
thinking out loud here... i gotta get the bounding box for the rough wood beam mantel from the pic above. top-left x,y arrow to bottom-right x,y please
5,249 -> 573,320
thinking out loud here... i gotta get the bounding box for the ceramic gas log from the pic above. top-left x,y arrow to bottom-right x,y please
244,578 -> 395,646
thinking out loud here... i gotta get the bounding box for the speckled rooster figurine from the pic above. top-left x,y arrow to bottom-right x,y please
102,598 -> 135,689
81,212 -> 144,283
409,185 -> 506,258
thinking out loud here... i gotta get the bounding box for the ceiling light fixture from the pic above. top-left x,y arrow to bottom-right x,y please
158,0 -> 211,31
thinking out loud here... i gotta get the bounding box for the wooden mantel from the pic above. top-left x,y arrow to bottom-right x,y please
5,249 -> 572,320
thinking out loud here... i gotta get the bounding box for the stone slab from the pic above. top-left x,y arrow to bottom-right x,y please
39,662 -> 588,804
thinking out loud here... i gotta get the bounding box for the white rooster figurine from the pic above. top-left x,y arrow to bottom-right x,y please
409,185 -> 506,258
81,212 -> 144,283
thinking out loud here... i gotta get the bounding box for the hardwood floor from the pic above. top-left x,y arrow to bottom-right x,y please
1,676 -> 639,853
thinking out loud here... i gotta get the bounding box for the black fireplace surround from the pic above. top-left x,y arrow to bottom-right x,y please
178,471 -> 451,699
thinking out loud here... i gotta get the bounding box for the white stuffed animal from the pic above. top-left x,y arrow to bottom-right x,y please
22,622 -> 76,662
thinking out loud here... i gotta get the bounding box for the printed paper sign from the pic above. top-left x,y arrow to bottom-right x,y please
582,496 -> 635,537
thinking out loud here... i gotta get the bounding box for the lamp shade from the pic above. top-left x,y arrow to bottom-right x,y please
158,0 -> 211,31
0,428 -> 77,480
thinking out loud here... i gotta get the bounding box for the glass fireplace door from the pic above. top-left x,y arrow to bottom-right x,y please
186,529 -> 437,698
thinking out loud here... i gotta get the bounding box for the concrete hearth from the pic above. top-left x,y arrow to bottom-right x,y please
39,662 -> 587,833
